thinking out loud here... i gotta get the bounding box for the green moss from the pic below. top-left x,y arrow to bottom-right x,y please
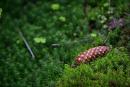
57,48 -> 130,87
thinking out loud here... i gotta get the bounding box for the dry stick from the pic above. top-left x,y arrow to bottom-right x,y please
51,36 -> 90,47
17,29 -> 35,59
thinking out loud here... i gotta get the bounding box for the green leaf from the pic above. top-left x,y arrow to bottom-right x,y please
34,37 -> 46,44
59,16 -> 66,22
90,33 -> 97,37
103,3 -> 109,7
51,3 -> 60,10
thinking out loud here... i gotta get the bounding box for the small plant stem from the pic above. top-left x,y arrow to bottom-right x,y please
103,30 -> 111,44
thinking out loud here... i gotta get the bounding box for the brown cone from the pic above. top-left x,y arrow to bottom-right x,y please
75,46 -> 110,64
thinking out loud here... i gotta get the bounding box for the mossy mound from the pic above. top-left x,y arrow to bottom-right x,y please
57,48 -> 130,87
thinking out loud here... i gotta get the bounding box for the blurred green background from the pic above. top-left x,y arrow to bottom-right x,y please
0,0 -> 130,87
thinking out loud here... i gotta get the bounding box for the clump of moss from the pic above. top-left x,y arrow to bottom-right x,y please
57,48 -> 130,87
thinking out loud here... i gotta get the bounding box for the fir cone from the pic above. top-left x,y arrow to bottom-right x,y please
75,46 -> 110,64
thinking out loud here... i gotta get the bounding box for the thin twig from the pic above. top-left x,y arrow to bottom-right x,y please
17,29 -> 35,59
